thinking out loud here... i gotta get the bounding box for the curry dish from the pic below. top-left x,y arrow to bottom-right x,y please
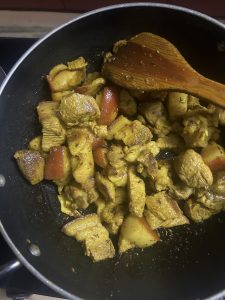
14,38 -> 225,262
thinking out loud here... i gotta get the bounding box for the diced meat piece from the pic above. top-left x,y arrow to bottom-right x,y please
196,189 -> 224,212
101,202 -> 126,234
124,141 -> 160,163
174,149 -> 213,188
107,165 -> 128,187
47,57 -> 87,100
67,128 -> 93,156
98,86 -> 119,126
128,167 -> 146,217
211,171 -> 225,197
14,150 -> 45,185
118,215 -> 160,253
137,150 -> 158,180
62,214 -> 115,262
156,134 -> 183,152
145,191 -> 189,229
85,238 -> 115,262
69,134 -> 94,185
139,101 -> 166,125
170,183 -> 194,200
75,77 -> 105,97
167,92 -> 188,120
95,172 -> 115,202
184,199 -> 216,222
108,116 -> 152,146
44,146 -> 71,184
28,136 -> 42,151
82,178 -> 99,203
59,92 -> 100,126
106,145 -> 125,168
153,161 -> 173,192
139,101 -> 171,137
37,101 -> 66,152
119,89 -> 137,117
58,194 -> 81,217
201,143 -> 225,172
62,214 -> 99,236
182,115 -> 209,148
63,184 -> 89,209
115,187 -> 128,204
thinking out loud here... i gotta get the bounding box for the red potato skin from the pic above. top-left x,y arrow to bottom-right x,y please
98,86 -> 119,126
44,146 -> 65,180
92,137 -> 107,150
201,144 -> 225,172
206,159 -> 225,172
93,147 -> 108,168
92,138 -> 108,168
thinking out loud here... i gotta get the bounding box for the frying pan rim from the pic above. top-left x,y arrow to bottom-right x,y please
1,2 -> 225,300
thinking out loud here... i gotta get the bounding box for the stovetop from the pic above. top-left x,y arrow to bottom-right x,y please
0,37 -> 62,299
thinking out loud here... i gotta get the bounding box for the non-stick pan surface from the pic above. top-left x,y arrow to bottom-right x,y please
1,3 -> 225,300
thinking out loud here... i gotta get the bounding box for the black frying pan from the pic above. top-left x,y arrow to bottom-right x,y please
1,3 -> 225,300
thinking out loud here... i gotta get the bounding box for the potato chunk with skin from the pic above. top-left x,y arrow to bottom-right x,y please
95,172 -> 115,202
119,215 -> 160,253
62,214 -> 115,262
59,92 -> 100,126
44,146 -> 71,184
128,167 -> 146,217
201,143 -> 225,172
145,191 -> 189,229
174,149 -> 213,188
14,150 -> 45,185
37,101 -> 66,152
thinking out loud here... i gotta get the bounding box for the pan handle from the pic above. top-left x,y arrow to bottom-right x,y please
0,259 -> 22,279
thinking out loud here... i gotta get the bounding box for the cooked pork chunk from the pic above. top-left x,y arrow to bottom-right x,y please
184,199 -> 217,222
153,161 -> 174,192
182,114 -> 210,148
119,215 -> 160,253
156,134 -> 183,151
145,191 -> 189,229
211,171 -> 225,196
37,101 -> 66,152
63,184 -> 89,209
108,116 -> 152,146
128,167 -> 146,217
63,214 -> 115,262
174,149 -> 213,188
59,92 -> 100,126
196,189 -> 224,212
119,89 -> 137,117
95,172 -> 115,202
14,150 -> 45,185
167,92 -> 188,120
101,202 -> 126,234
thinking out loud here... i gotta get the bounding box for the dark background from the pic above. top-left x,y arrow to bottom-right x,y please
0,0 -> 225,18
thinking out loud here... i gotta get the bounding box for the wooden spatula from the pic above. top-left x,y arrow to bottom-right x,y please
102,32 -> 225,108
